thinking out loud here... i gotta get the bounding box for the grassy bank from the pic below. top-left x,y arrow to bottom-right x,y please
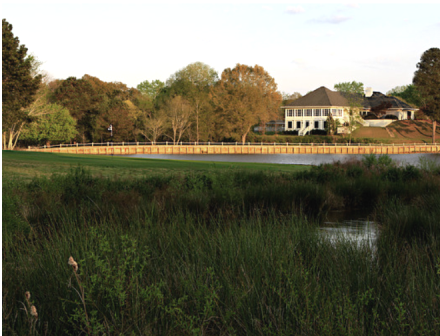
2,151 -> 310,182
3,153 -> 440,335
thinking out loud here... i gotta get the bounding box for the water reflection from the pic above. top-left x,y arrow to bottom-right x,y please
319,208 -> 377,246
320,219 -> 377,247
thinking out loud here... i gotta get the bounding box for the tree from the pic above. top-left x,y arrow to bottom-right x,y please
413,48 -> 440,123
96,99 -> 134,142
334,81 -> 365,144
387,84 -> 422,108
137,79 -> 165,101
281,92 -> 302,105
166,62 -> 218,142
138,109 -> 167,143
20,104 -> 77,144
334,81 -> 364,95
211,64 -> 282,143
162,95 -> 192,144
166,62 -> 218,87
413,47 -> 440,143
325,113 -> 341,136
2,19 -> 42,149
52,77 -> 103,142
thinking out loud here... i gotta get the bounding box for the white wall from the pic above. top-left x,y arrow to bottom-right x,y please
363,120 -> 394,127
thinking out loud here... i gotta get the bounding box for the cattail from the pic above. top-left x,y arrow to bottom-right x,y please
25,291 -> 31,301
30,305 -> 38,318
68,256 -> 78,272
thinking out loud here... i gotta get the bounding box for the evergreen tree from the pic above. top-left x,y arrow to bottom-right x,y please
413,48 -> 440,122
2,18 -> 42,149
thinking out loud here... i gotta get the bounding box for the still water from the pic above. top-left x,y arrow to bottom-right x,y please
319,208 -> 377,246
121,153 -> 439,166
320,219 -> 377,247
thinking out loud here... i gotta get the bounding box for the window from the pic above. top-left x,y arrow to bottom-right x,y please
296,109 -> 303,117
314,109 -> 321,116
331,109 -> 336,115
286,109 -> 293,117
314,121 -> 320,129
339,109 -> 343,116
306,109 -> 312,116
296,121 -> 301,129
288,121 -> 292,129
323,109 -> 330,116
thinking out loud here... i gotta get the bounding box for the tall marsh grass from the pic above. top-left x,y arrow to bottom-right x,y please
3,156 -> 440,335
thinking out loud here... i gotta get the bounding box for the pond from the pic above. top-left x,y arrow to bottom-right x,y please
119,153 -> 440,166
318,208 -> 377,247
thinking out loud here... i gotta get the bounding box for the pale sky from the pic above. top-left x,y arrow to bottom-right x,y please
3,1 -> 439,95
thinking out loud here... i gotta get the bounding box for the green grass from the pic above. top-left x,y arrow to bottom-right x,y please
2,150 -> 310,181
3,154 -> 440,335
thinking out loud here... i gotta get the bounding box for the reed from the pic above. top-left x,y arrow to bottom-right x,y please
3,156 -> 440,335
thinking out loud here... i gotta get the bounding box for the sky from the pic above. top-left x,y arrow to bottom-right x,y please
3,1 -> 440,96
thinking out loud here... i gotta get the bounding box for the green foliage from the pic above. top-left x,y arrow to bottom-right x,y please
334,81 -> 364,96
2,18 -> 42,149
2,19 -> 42,128
52,77 -> 103,142
212,64 -> 283,143
96,98 -> 134,142
325,113 -> 341,135
166,61 -> 218,87
413,47 -> 440,121
136,79 -> 165,101
334,81 -> 365,143
418,156 -> 440,174
387,84 -> 422,108
21,104 -> 77,143
362,154 -> 394,169
3,160 -> 440,334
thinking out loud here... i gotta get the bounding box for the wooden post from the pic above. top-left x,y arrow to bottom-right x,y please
433,121 -> 437,144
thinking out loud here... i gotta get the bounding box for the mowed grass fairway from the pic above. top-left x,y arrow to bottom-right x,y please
2,150 -> 310,181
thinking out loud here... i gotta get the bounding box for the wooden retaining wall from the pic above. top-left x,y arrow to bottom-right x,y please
30,144 -> 440,155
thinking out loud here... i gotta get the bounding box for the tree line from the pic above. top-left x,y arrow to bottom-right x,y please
2,18 -> 440,149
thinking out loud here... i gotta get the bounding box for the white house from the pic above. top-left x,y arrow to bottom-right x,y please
282,86 -> 418,135
363,90 -> 417,120
282,86 -> 351,135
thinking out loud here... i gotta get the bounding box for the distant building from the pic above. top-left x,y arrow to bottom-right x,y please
282,87 -> 350,135
281,86 -> 417,136
253,120 -> 285,133
363,91 -> 416,120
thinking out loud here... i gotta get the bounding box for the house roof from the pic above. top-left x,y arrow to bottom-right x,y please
282,86 -> 349,107
363,92 -> 416,110
282,86 -> 417,111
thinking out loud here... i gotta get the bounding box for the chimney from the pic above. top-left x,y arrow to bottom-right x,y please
365,87 -> 373,98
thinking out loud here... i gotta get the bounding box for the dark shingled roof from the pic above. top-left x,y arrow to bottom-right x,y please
363,92 -> 416,110
283,86 -> 349,107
